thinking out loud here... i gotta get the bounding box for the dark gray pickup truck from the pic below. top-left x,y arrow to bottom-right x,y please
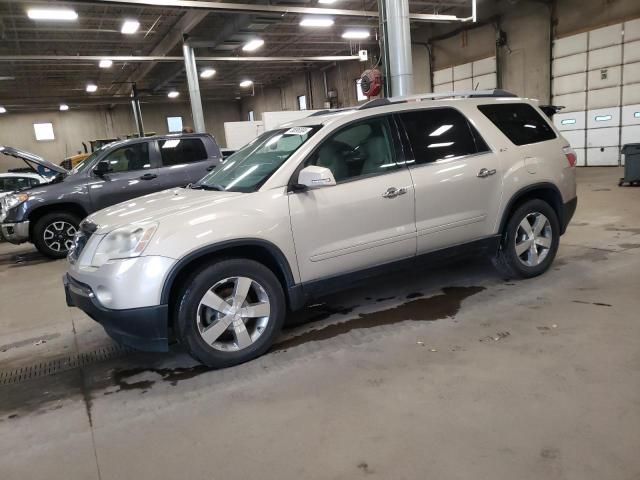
1,133 -> 222,258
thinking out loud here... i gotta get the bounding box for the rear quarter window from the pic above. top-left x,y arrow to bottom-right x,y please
478,103 -> 556,146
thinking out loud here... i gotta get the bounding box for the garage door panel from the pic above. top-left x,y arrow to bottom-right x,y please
472,57 -> 496,76
587,66 -> 621,89
553,53 -> 587,77
588,45 -> 622,70
574,148 -> 587,166
623,83 -> 640,105
588,86 -> 621,108
587,107 -> 620,128
552,72 -> 586,95
554,111 -> 586,130
434,82 -> 453,93
560,129 -> 586,148
587,147 -> 619,165
453,78 -> 473,90
624,18 -> 640,43
433,68 -> 452,86
553,32 -> 588,58
623,62 -> 640,84
622,104 -> 640,125
553,91 -> 587,112
472,73 -> 496,90
589,24 -> 622,49
587,127 -> 620,147
623,41 -> 640,63
453,63 -> 472,81
621,125 -> 640,145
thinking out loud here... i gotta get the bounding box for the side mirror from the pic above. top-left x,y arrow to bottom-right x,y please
93,160 -> 112,176
297,166 -> 336,189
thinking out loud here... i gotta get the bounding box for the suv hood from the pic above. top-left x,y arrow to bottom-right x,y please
87,187 -> 243,234
0,145 -> 68,175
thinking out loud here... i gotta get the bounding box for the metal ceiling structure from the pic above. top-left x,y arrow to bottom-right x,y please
0,0 -> 474,111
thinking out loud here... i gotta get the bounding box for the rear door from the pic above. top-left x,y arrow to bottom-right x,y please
157,137 -> 218,187
396,107 -> 502,254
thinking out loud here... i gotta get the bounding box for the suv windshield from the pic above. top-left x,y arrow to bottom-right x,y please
194,126 -> 320,192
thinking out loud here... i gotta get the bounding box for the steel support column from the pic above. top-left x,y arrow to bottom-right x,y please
382,0 -> 413,97
182,41 -> 206,133
130,83 -> 145,137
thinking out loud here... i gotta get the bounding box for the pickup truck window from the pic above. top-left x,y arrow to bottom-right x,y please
159,138 -> 208,166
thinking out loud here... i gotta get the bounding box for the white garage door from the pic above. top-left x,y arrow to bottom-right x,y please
552,18 -> 640,166
433,57 -> 497,93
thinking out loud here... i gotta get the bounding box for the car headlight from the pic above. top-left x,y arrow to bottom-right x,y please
91,223 -> 158,267
2,192 -> 29,210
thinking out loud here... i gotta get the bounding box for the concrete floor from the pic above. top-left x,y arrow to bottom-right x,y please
0,167 -> 639,480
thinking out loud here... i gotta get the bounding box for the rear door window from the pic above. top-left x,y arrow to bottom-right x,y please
478,103 -> 557,146
397,107 -> 489,164
159,138 -> 208,166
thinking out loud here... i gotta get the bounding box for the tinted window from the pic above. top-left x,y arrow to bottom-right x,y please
478,103 -> 556,146
0,177 -> 34,192
159,138 -> 208,166
398,108 -> 488,165
305,116 -> 397,183
101,143 -> 150,172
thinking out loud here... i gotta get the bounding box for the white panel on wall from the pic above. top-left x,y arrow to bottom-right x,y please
553,32 -> 588,58
587,66 -> 621,89
623,62 -> 640,84
588,44 -> 622,70
623,41 -> 640,63
433,68 -> 453,86
587,146 -> 619,165
473,73 -> 497,90
552,72 -> 587,95
453,63 -> 472,81
621,125 -> 640,144
453,78 -> 473,90
575,148 -> 587,166
624,18 -> 640,43
622,104 -> 640,125
588,24 -> 622,50
553,91 -> 587,112
561,129 -> 586,148
472,57 -> 496,76
588,86 -> 621,108
587,126 -> 620,147
552,53 -> 587,76
554,111 -> 586,130
587,107 -> 621,128
623,83 -> 640,105
434,82 -> 453,93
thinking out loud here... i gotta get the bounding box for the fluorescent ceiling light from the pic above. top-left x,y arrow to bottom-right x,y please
86,83 -> 98,93
99,59 -> 113,69
342,29 -> 369,39
168,91 -> 180,98
242,39 -> 265,52
429,124 -> 453,136
27,8 -> 78,21
200,68 -> 216,79
318,0 -> 337,3
300,17 -> 334,27
239,80 -> 253,88
0,107 -> 6,114
121,20 -> 140,34
59,104 -> 69,111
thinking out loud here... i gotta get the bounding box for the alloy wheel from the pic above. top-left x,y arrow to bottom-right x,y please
43,221 -> 77,253
514,212 -> 552,267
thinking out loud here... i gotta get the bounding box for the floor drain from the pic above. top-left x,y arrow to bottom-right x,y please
0,344 -> 131,385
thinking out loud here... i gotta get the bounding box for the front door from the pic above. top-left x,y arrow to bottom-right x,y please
89,141 -> 162,211
289,115 -> 416,283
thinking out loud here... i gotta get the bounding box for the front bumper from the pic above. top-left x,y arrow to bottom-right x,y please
64,273 -> 169,352
1,221 -> 29,244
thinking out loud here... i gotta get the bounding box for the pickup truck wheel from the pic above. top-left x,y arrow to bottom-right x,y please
493,199 -> 560,279
33,212 -> 80,259
176,259 -> 286,368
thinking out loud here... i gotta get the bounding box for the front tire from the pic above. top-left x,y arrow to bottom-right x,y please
32,212 -> 80,259
493,199 -> 560,279
175,259 -> 286,368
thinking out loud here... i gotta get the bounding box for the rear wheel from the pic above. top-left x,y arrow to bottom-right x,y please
493,199 -> 560,279
175,258 -> 286,368
32,212 -> 80,259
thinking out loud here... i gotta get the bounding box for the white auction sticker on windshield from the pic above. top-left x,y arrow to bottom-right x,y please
284,127 -> 312,135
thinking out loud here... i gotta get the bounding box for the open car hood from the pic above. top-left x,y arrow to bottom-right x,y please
0,145 -> 68,174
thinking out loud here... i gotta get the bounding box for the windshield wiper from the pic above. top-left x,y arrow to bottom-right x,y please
189,183 -> 225,191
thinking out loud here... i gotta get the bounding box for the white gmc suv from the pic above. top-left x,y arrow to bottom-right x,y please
64,91 -> 577,368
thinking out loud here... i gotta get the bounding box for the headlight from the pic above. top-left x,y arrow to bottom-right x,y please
91,223 -> 158,267
3,192 -> 29,210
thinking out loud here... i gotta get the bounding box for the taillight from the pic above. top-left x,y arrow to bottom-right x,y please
563,146 -> 577,167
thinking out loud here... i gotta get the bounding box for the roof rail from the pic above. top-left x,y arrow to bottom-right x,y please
392,89 -> 518,102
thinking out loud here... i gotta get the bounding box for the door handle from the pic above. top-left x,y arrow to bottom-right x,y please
140,173 -> 157,180
382,187 -> 408,199
477,168 -> 496,178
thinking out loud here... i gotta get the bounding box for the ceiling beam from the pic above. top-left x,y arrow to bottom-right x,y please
0,55 -> 361,62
